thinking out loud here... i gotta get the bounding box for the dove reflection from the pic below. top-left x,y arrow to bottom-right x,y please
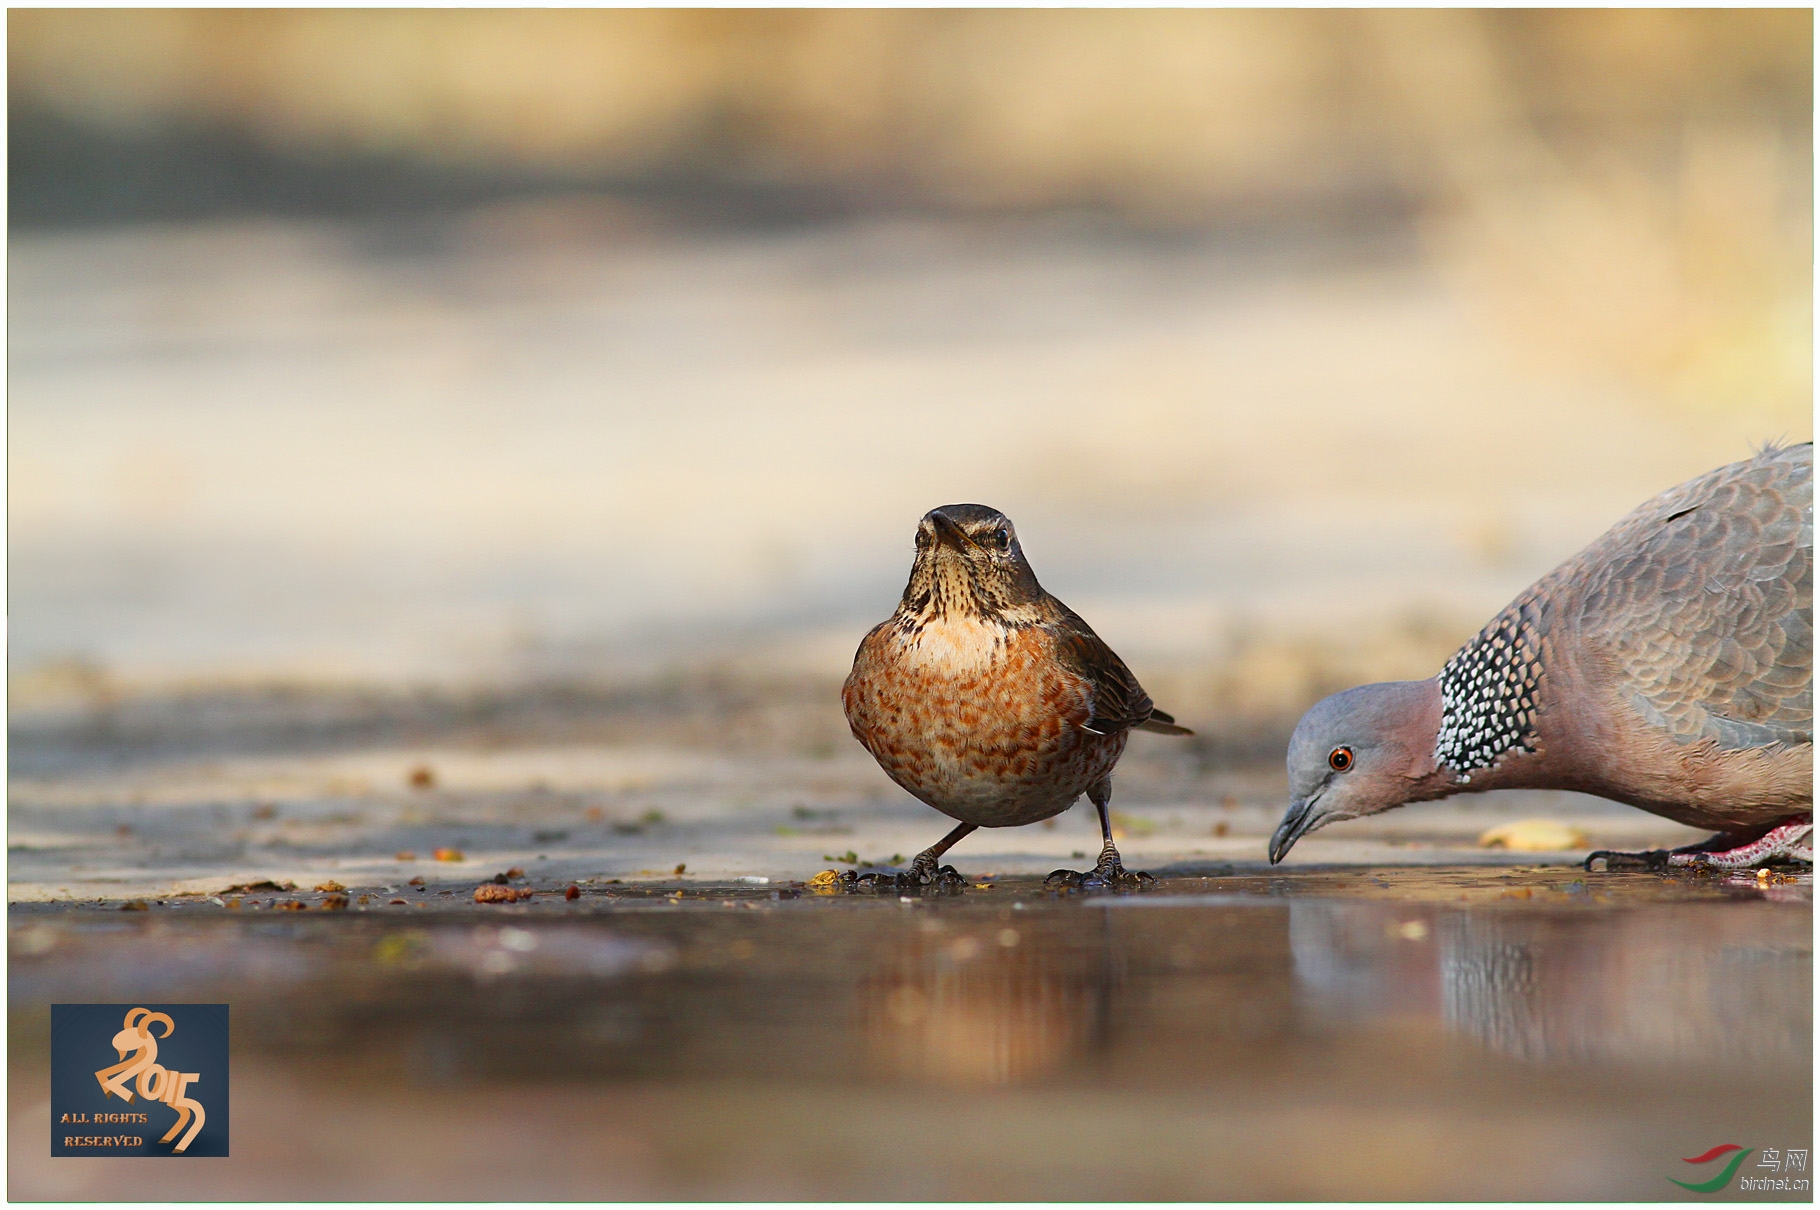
858,919 -> 1112,1087
1290,900 -> 1810,1068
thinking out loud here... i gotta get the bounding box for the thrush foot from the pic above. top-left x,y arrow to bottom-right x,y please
841,863 -> 966,891
1043,858 -> 1155,891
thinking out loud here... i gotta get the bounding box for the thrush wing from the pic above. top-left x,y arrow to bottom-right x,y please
1050,608 -> 1192,736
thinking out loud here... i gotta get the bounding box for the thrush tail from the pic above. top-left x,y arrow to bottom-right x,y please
1136,710 -> 1193,737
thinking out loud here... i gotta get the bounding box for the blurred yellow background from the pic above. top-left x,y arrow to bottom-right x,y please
9,9 -> 1812,745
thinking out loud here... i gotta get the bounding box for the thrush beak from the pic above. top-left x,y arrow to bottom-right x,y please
928,511 -> 974,551
1268,794 -> 1321,865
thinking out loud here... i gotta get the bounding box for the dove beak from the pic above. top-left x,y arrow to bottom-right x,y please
1269,795 -> 1322,864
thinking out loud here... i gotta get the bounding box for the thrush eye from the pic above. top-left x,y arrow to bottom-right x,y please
988,528 -> 1010,549
915,528 -> 931,548
1328,747 -> 1353,773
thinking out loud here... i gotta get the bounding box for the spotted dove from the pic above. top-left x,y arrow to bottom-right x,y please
1270,443 -> 1812,869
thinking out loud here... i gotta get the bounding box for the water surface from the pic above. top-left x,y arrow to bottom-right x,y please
11,866 -> 1809,1200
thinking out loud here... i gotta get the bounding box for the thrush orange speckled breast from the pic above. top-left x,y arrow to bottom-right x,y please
841,504 -> 1192,888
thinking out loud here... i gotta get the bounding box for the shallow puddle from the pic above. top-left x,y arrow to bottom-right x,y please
10,867 -> 1811,1200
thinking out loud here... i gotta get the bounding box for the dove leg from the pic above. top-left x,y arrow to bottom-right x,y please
1666,817 -> 1813,869
1587,815 -> 1813,872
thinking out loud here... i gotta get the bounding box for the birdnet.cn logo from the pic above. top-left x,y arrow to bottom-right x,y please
1671,1145 -> 1809,1194
51,1004 -> 229,1157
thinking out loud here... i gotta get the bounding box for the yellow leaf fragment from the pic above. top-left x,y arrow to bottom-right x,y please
1478,820 -> 1588,851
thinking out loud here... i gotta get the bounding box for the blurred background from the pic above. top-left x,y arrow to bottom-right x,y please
9,8 -> 1813,760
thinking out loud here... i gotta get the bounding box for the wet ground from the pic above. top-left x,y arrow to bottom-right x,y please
10,864 -> 1810,1200
3,679 -> 1724,902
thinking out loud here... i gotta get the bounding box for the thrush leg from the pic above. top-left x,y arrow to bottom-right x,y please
842,822 -> 972,889
1587,816 -> 1813,872
900,820 -> 974,886
1045,779 -> 1155,890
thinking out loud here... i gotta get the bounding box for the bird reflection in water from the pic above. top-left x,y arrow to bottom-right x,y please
1291,900 -> 1810,1069
1437,910 -> 1811,1069
858,918 -> 1115,1086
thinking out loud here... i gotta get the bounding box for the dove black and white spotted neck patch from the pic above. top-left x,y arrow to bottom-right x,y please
1433,602 -> 1544,774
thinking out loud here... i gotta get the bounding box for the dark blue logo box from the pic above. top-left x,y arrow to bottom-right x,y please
51,1004 -> 229,1157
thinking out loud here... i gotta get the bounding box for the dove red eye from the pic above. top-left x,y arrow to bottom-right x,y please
1328,747 -> 1353,772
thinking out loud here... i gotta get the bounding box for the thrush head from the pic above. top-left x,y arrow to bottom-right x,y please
898,504 -> 1045,623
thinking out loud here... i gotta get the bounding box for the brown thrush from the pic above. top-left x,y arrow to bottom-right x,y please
842,504 -> 1192,888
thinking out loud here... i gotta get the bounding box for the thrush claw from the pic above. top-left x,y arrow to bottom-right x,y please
840,863 -> 966,891
1044,864 -> 1155,891
918,863 -> 967,888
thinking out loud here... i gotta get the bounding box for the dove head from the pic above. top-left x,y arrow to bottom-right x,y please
1269,679 -> 1443,863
